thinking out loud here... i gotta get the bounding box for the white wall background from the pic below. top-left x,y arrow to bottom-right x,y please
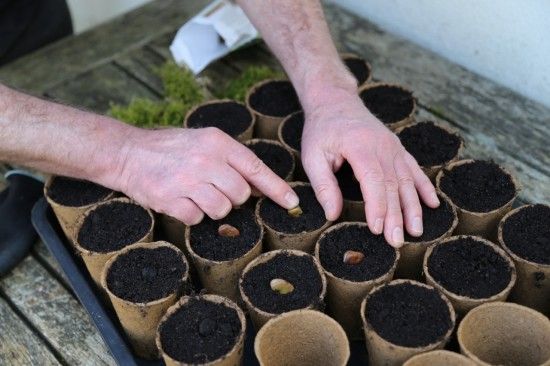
330,0 -> 550,107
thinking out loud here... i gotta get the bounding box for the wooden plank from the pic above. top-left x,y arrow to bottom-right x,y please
114,46 -> 166,96
0,0 -> 210,94
0,256 -> 116,366
0,297 -> 60,365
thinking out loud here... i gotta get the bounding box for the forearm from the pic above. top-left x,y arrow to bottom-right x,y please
0,83 -> 133,188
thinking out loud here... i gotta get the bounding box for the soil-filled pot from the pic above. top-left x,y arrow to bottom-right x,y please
404,350 -> 475,366
341,52 -> 372,87
498,204 -> 550,315
457,302 -> 550,366
101,241 -> 189,359
256,182 -> 331,253
246,79 -> 301,139
396,121 -> 464,180
396,194 -> 458,280
334,162 -> 365,221
239,249 -> 327,329
436,159 -> 519,239
315,222 -> 399,339
244,139 -> 295,181
156,294 -> 246,366
277,111 -> 308,180
184,99 -> 255,142
44,175 -> 115,242
358,82 -> 416,130
159,213 -> 186,249
185,204 -> 263,302
361,279 -> 456,366
424,235 -> 516,315
74,197 -> 154,287
254,309 -> 350,366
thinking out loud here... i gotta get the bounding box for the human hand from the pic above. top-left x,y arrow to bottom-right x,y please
301,89 -> 440,247
110,127 -> 299,225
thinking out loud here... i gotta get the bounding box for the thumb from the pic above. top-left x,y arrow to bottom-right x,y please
302,155 -> 343,221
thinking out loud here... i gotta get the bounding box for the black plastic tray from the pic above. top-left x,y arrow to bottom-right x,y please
32,197 -> 367,365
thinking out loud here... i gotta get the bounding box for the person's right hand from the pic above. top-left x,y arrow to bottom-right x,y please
109,127 -> 300,225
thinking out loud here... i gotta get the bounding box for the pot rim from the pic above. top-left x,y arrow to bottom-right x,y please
340,52 -> 373,86
246,78 -> 301,119
44,175 -> 115,209
277,110 -> 304,156
244,138 -> 296,182
357,82 -> 416,129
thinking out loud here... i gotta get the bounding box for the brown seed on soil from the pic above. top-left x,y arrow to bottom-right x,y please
270,278 -> 295,295
287,206 -> 303,217
343,250 -> 365,265
218,224 -> 240,238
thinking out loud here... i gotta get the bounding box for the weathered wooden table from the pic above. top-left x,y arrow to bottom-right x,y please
0,0 -> 548,364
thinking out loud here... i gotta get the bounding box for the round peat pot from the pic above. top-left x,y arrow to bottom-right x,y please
361,279 -> 456,366
277,111 -> 307,180
185,205 -> 263,302
254,309 -> 350,366
101,241 -> 189,359
404,350 -> 475,366
246,79 -> 301,139
73,197 -> 154,287
341,52 -> 372,87
314,222 -> 399,339
358,82 -> 416,131
244,139 -> 295,181
457,302 -> 550,366
156,294 -> 246,366
256,182 -> 331,253
498,204 -> 550,315
184,99 -> 255,142
436,159 -> 519,239
334,162 -> 364,221
44,175 -> 115,242
396,194 -> 458,279
158,213 -> 186,249
239,249 -> 327,329
396,121 -> 464,181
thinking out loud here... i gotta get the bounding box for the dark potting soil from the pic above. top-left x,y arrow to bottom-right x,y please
335,162 -> 362,201
398,122 -> 462,167
77,201 -> 152,252
439,160 -> 516,212
47,176 -> 112,207
281,111 -> 304,152
360,85 -> 414,125
159,297 -> 242,364
427,237 -> 512,299
189,205 -> 261,261
318,225 -> 396,281
241,252 -> 323,314
365,282 -> 452,347
186,101 -> 252,137
502,204 -> 550,265
344,57 -> 370,85
248,80 -> 301,117
247,141 -> 294,179
106,246 -> 186,303
259,185 -> 326,234
404,196 -> 455,243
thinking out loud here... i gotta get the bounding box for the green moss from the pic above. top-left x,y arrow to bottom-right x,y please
158,61 -> 204,104
217,65 -> 284,101
109,98 -> 189,128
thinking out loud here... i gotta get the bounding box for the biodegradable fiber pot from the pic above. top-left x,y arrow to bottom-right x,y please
239,249 -> 327,329
314,222 -> 399,339
246,79 -> 301,139
334,162 -> 365,221
403,350 -> 476,366
254,309 -> 350,366
423,235 -> 516,315
498,204 -> 550,315
159,213 -> 186,249
44,175 -> 115,242
361,279 -> 456,366
244,139 -> 295,181
358,82 -> 416,131
101,241 -> 189,359
73,197 -> 154,287
184,99 -> 255,142
156,294 -> 246,366
341,52 -> 372,88
457,302 -> 550,366
256,182 -> 331,253
185,205 -> 263,302
396,121 -> 464,181
277,111 -> 308,181
396,194 -> 458,280
436,159 -> 519,239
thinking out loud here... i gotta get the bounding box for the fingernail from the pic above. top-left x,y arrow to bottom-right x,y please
374,218 -> 383,234
431,192 -> 440,206
392,227 -> 404,247
412,216 -> 423,235
285,191 -> 300,208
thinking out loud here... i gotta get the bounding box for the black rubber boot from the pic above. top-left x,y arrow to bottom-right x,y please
0,171 -> 44,276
